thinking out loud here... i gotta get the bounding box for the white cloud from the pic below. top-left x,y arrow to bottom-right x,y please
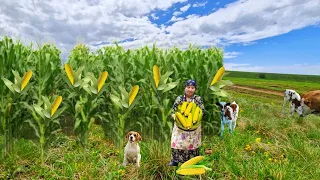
193,1 -> 208,7
0,0 -> 186,58
173,11 -> 182,16
1,0 -> 320,67
180,4 -> 191,12
169,16 -> 185,23
164,0 -> 320,48
225,63 -> 320,75
151,13 -> 159,20
224,52 -> 242,59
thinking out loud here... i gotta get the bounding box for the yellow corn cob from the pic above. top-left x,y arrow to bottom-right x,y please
210,66 -> 225,86
21,70 -> 32,91
97,71 -> 108,93
129,85 -> 139,105
198,109 -> 203,121
64,63 -> 74,85
153,65 -> 160,88
187,113 -> 193,128
180,156 -> 204,168
184,102 -> 194,116
180,102 -> 188,113
193,107 -> 201,123
51,96 -> 62,117
176,167 -> 206,175
175,112 -> 187,128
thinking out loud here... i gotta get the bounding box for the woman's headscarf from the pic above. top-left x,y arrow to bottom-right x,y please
184,79 -> 197,89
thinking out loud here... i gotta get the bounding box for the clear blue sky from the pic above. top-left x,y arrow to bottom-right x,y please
1,0 -> 319,75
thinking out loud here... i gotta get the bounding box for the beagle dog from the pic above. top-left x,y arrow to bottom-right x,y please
122,131 -> 142,167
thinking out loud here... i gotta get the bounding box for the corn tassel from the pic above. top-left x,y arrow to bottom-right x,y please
184,102 -> 194,116
180,102 -> 188,114
180,156 -> 204,168
210,66 -> 225,86
129,85 -> 139,105
51,96 -> 62,117
153,65 -> 160,88
64,63 -> 74,85
193,107 -> 200,123
21,70 -> 32,91
175,112 -> 187,128
97,71 -> 108,93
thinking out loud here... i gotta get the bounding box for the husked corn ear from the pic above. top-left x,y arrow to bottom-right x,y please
51,96 -> 62,117
198,109 -> 203,121
153,65 -> 160,88
175,112 -> 187,128
184,102 -> 194,116
193,107 -> 201,123
21,70 -> 32,91
181,156 -> 204,168
176,167 -> 206,175
187,113 -> 192,128
64,63 -> 74,85
180,102 -> 188,113
210,66 -> 225,86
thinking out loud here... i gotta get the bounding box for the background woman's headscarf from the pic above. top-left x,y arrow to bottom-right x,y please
185,79 -> 197,89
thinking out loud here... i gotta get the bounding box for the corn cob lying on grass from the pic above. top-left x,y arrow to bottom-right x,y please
174,102 -> 203,131
176,156 -> 212,176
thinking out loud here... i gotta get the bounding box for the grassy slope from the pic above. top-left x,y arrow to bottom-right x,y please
225,71 -> 320,83
1,72 -> 320,179
225,71 -> 320,94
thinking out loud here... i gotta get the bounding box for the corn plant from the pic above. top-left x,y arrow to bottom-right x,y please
0,37 -> 34,157
109,85 -> 140,148
23,95 -> 66,164
63,63 -> 109,150
1,70 -> 33,157
151,65 -> 179,141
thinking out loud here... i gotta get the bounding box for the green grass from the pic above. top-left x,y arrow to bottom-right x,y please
226,71 -> 320,83
1,89 -> 320,179
225,77 -> 319,94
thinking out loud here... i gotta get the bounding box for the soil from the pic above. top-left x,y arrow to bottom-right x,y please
230,85 -> 284,96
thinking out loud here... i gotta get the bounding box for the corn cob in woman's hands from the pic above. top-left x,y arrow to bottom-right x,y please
174,102 -> 203,131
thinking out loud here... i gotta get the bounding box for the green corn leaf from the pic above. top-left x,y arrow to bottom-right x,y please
25,119 -> 40,138
2,77 -> 15,93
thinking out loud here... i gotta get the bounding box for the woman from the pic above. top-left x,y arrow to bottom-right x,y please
167,79 -> 205,166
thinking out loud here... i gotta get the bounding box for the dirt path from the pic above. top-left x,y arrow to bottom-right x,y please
229,85 -> 284,96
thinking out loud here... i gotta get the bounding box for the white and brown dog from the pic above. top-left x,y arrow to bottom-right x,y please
122,131 -> 142,168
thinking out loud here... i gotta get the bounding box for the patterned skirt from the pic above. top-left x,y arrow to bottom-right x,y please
170,123 -> 201,163
171,148 -> 200,163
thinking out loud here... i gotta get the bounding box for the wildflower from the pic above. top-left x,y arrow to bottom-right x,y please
118,169 -> 125,176
255,138 -> 261,143
264,152 -> 269,157
245,144 -> 252,151
273,159 -> 278,163
267,142 -> 271,144
240,109 -> 244,113
268,158 -> 272,161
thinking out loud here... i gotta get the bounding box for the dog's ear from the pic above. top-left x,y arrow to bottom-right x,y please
125,132 -> 129,140
225,102 -> 231,107
137,133 -> 142,141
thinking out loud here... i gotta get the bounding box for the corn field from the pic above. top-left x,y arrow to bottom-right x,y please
0,36 -> 231,159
